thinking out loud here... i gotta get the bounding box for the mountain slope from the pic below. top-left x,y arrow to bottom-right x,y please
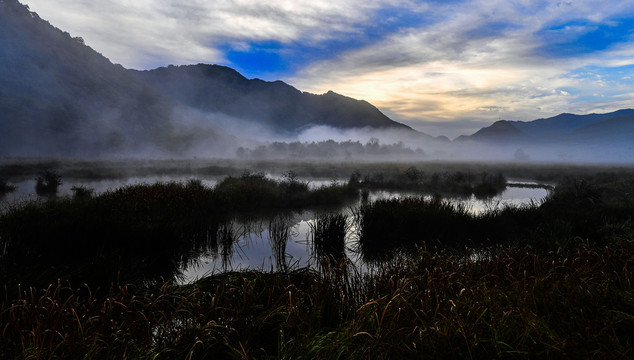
0,0 -> 208,156
568,113 -> 634,143
454,120 -> 531,144
509,109 -> 634,140
131,64 -> 416,135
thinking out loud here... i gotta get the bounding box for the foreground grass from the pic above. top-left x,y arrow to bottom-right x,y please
2,169 -> 634,358
2,242 -> 633,359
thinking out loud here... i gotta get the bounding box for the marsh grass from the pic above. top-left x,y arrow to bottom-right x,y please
2,241 -> 634,359
309,213 -> 350,262
356,197 -> 473,261
0,175 -> 359,288
0,177 -> 17,199
34,169 -> 62,197
1,167 -> 634,358
355,174 -> 634,260
351,168 -> 508,199
268,216 -> 291,271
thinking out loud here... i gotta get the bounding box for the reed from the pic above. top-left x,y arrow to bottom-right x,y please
0,177 -> 16,198
1,241 -> 633,359
309,213 -> 350,262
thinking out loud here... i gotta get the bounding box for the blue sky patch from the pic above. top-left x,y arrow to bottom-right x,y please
536,18 -> 634,57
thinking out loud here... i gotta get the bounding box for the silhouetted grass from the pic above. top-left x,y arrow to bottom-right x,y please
356,197 -> 473,262
2,240 -> 633,359
310,213 -> 350,262
355,174 -> 634,260
35,169 -> 62,197
0,177 -> 16,199
0,180 -> 223,288
0,175 -> 359,289
350,167 -> 508,199
214,172 -> 358,211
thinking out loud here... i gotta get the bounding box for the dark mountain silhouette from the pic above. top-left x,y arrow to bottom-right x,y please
0,0 -> 211,156
509,109 -> 634,140
568,113 -> 634,143
458,110 -> 634,148
454,120 -> 531,144
131,64 -> 418,135
1,0 -> 425,157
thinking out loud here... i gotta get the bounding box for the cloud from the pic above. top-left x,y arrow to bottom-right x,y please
21,0 -> 417,69
288,0 -> 634,137
19,0 -> 634,138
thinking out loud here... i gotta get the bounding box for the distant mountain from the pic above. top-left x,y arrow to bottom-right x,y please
568,113 -> 634,143
459,110 -> 634,147
509,109 -> 634,140
131,64 -> 417,135
454,120 -> 531,144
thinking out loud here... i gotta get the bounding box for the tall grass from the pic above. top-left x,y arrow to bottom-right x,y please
2,241 -> 633,359
356,197 -> 473,261
0,177 -> 17,199
0,175 -> 360,289
350,168 -> 508,199
268,216 -> 291,271
355,174 -> 634,260
309,213 -> 350,262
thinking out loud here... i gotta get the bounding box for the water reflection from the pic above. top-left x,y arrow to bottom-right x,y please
1,175 -> 549,285
179,186 -> 548,282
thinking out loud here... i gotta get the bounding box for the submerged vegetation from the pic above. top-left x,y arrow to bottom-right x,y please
1,160 -> 633,358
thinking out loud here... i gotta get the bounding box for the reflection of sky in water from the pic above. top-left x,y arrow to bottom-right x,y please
1,176 -> 220,206
181,186 -> 549,282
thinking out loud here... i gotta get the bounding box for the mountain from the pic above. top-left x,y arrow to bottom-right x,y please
454,120 -> 531,144
509,109 -> 634,140
1,0 -> 423,158
568,113 -> 634,143
459,110 -> 634,147
131,64 -> 416,135
0,0 -> 211,156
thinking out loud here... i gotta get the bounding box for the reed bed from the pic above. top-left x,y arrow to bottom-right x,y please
309,213 -> 350,262
350,168 -> 508,198
1,241 -> 633,359
0,175 -> 359,289
1,169 -> 634,358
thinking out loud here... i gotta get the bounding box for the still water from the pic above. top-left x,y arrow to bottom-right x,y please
0,175 -> 549,282
179,185 -> 549,283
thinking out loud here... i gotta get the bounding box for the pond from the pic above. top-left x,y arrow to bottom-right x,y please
0,174 -> 549,283
179,185 -> 549,283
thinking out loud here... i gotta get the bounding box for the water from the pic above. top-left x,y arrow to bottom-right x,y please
1,174 -> 549,282
179,186 -> 549,283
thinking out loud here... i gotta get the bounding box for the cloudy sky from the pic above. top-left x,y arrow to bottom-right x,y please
20,0 -> 634,138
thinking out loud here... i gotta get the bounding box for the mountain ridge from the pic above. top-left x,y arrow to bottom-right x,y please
459,109 -> 634,146
0,0 -> 426,157
130,64 -> 419,136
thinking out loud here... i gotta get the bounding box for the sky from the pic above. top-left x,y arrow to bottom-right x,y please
19,0 -> 634,138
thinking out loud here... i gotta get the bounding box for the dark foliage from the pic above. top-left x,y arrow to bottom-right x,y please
35,169 -> 62,196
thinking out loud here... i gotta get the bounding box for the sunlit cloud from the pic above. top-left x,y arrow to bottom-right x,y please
19,0 -> 634,138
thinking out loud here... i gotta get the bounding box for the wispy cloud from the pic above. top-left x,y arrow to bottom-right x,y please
20,0 -> 634,138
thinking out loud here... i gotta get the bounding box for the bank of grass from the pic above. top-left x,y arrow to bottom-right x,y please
2,170 -> 634,358
1,241 -> 633,359
350,167 -> 508,198
356,175 -> 634,262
